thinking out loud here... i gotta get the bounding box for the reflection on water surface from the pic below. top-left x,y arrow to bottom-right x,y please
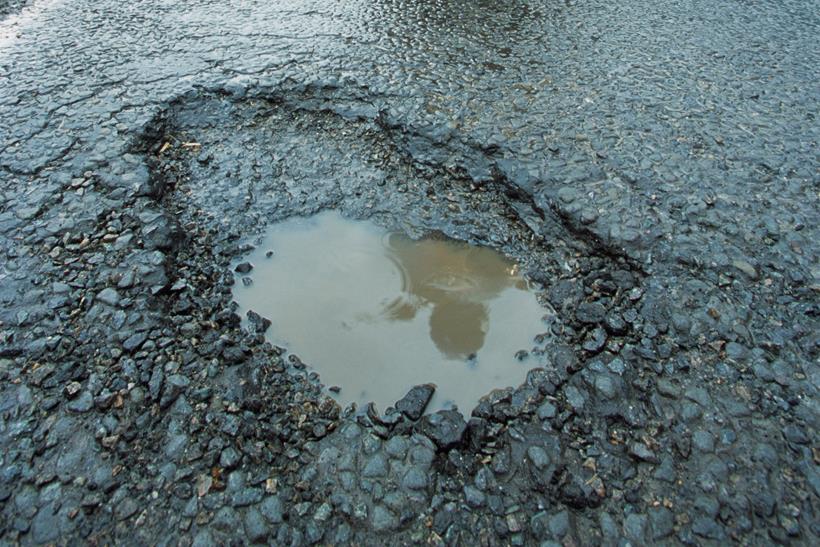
234,211 -> 546,413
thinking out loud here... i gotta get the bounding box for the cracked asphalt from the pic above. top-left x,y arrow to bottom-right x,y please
0,0 -> 818,545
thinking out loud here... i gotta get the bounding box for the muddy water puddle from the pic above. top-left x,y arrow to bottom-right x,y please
233,211 -> 547,413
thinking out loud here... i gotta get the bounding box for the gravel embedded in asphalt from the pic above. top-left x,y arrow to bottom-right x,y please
0,0 -> 818,544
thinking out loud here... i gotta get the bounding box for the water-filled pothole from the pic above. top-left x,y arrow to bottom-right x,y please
233,211 -> 548,413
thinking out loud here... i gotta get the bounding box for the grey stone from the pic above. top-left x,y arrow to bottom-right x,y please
593,374 -> 618,399
182,497 -> 198,518
607,357 -> 626,375
97,287 -> 121,306
464,485 -> 486,507
694,495 -> 720,518
564,386 -> 586,411
783,425 -> 809,444
305,521 -> 323,543
313,502 -> 332,522
527,446 -> 551,469
220,446 -> 241,469
401,467 -> 428,490
371,505 -> 398,531
122,332 -> 148,353
260,495 -> 284,524
231,488 -> 263,507
333,523 -> 352,543
384,436 -> 409,458
31,503 -> 60,543
753,363 -> 775,382
362,453 -> 389,478
164,433 -> 188,460
599,512 -> 619,539
246,310 -> 271,334
235,262 -> 253,274
361,433 -> 382,454
692,516 -> 725,539
623,513 -> 647,543
116,498 -> 139,520
395,383 -> 436,420
684,387 -> 712,407
67,391 -> 93,413
160,374 -> 189,408
731,259 -> 758,279
725,342 -> 748,360
603,311 -> 628,335
537,401 -> 557,420
221,415 -> 241,437
212,506 -> 240,531
148,368 -> 164,400
649,506 -> 674,539
244,507 -> 269,543
548,510 -> 570,538
530,511 -> 550,539
576,302 -> 606,324
653,457 -> 676,483
557,187 -> 578,203
192,530 -> 216,547
419,410 -> 466,450
583,326 -> 607,353
693,430 -> 715,452
656,378 -> 681,398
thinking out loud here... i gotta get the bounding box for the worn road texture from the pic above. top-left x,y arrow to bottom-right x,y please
0,0 -> 818,545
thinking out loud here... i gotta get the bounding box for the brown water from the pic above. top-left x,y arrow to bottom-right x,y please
233,211 -> 547,413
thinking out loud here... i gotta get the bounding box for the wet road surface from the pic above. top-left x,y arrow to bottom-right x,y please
0,0 -> 818,544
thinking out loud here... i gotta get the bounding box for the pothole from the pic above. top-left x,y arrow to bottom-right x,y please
137,88 -> 644,427
233,210 -> 550,413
